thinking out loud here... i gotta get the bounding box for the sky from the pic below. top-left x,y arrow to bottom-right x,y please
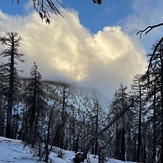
0,0 -> 163,98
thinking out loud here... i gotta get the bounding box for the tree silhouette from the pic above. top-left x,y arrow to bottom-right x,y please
0,31 -> 24,138
21,62 -> 47,148
12,0 -> 102,23
141,38 -> 163,163
137,23 -> 163,38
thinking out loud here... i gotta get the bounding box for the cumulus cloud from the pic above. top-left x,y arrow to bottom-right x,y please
0,9 -> 146,97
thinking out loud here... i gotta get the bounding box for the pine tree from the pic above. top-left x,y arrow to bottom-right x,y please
22,62 -> 47,148
0,31 -> 24,138
131,75 -> 148,162
141,38 -> 163,163
109,84 -> 132,161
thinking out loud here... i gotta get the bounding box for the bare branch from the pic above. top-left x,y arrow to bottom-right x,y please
147,37 -> 163,74
12,0 -> 102,23
137,23 -> 163,38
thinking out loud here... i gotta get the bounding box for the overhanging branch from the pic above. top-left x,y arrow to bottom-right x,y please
12,0 -> 102,23
137,23 -> 163,38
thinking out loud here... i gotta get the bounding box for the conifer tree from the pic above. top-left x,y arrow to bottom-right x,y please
141,38 -> 163,163
131,75 -> 148,162
109,84 -> 132,161
22,62 -> 47,148
0,31 -> 24,138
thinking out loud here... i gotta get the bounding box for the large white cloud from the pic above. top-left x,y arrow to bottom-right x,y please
0,9 -> 146,97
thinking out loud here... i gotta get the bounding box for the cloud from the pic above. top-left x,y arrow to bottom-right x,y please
24,0 -> 33,12
0,9 -> 146,97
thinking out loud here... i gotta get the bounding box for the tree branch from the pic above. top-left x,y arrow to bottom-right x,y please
146,37 -> 163,75
12,0 -> 102,23
137,23 -> 163,38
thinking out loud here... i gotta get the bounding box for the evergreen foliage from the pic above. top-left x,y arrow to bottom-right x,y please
0,32 -> 24,138
21,62 -> 47,149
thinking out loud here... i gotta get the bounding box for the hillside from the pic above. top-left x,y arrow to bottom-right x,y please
0,77 -> 150,162
0,137 -> 136,163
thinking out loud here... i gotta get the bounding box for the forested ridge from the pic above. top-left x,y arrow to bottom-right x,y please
0,31 -> 163,163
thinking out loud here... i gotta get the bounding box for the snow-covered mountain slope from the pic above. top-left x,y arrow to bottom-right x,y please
0,137 -> 136,163
42,80 -> 110,110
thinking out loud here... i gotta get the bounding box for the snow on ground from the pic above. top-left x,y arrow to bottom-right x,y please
0,137 -> 136,163
0,137 -> 42,163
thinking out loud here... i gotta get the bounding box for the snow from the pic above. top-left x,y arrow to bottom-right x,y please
0,137 -> 42,163
0,137 -> 136,163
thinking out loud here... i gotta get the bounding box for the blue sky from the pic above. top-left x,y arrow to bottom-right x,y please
62,0 -> 132,33
1,0 -> 132,33
1,1 -> 27,15
0,0 -> 162,97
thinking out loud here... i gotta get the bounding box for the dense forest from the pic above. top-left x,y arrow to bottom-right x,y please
0,31 -> 163,163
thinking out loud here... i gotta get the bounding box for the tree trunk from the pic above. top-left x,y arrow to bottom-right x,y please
95,103 -> 99,156
115,127 -> 120,159
152,84 -> 156,163
0,99 -> 4,136
6,36 -> 14,138
121,128 -> 125,161
137,81 -> 142,162
44,107 -> 54,162
59,83 -> 66,148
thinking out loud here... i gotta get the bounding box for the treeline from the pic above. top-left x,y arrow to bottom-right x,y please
0,31 -> 163,163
